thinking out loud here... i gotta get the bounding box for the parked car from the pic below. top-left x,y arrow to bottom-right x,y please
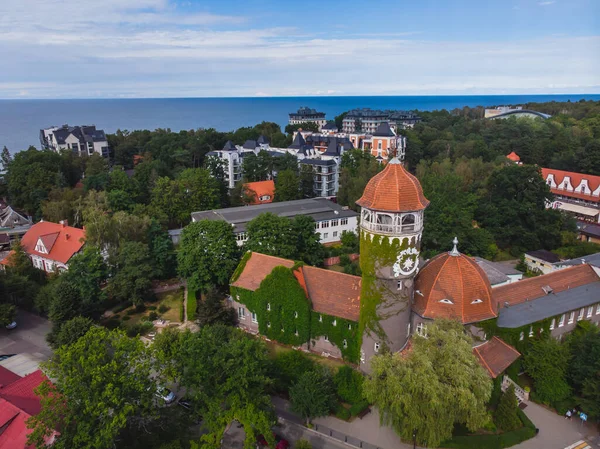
155,387 -> 176,404
257,433 -> 289,449
5,321 -> 17,330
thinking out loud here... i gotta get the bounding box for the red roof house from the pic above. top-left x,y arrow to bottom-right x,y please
0,220 -> 85,273
243,180 -> 275,205
541,168 -> 600,205
506,151 -> 521,163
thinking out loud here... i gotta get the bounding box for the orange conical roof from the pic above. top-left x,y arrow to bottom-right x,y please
506,151 -> 521,162
413,239 -> 497,324
356,158 -> 429,212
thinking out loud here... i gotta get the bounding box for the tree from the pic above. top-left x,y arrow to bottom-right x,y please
244,213 -> 297,260
196,288 -> 236,327
154,325 -> 276,449
147,220 -> 177,279
62,245 -> 108,308
27,327 -> 157,449
523,337 -> 571,405
108,241 -> 155,305
299,164 -> 315,199
243,151 -> 273,182
53,316 -> 95,348
285,122 -> 319,134
177,220 -> 239,294
273,152 -> 299,173
337,150 -> 380,211
1,145 -> 12,169
292,215 -> 324,266
495,385 -> 521,431
333,366 -> 364,404
289,368 -> 337,425
274,169 -> 300,202
363,319 -> 492,447
567,324 -> 600,418
0,303 -> 16,326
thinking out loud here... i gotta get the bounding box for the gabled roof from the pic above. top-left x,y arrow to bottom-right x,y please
223,140 -> 237,151
301,266 -> 360,321
494,264 -> 600,308
0,398 -> 31,449
10,221 -> 85,265
0,367 -> 20,389
473,337 -> 520,378
542,168 -> 600,203
356,158 -> 429,212
243,180 -> 275,205
577,222 -> 600,240
243,140 -> 258,150
232,253 -> 294,292
373,122 -> 395,137
0,370 -> 47,416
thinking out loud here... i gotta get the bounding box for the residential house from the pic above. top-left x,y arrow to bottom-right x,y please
506,151 -> 522,164
524,249 -> 562,275
191,198 -> 358,246
542,168 -> 600,223
0,220 -> 85,273
243,180 -> 275,205
40,125 -> 109,157
0,200 -> 32,246
342,109 -> 421,133
288,107 -> 327,130
577,222 -> 600,244
0,367 -> 58,448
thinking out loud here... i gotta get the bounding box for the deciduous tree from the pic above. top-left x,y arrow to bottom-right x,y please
523,337 -> 571,405
108,241 -> 155,305
290,368 -> 337,425
274,169 -> 300,202
494,385 -> 521,431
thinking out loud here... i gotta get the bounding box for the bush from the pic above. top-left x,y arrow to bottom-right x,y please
148,311 -> 159,321
121,315 -> 131,321
335,405 -> 351,421
126,321 -> 154,337
148,305 -> 157,311
295,440 -> 312,449
186,292 -> 197,321
495,385 -> 521,431
126,308 -> 137,316
158,304 -> 169,314
269,350 -> 317,392
105,317 -> 121,330
339,254 -> 351,266
334,366 -> 364,404
135,304 -> 147,313
349,400 -> 369,417
113,301 -> 132,313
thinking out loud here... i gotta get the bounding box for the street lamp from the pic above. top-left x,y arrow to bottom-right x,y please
413,429 -> 417,449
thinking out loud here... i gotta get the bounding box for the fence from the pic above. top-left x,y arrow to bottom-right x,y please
502,375 -> 529,402
323,253 -> 359,267
311,423 -> 381,449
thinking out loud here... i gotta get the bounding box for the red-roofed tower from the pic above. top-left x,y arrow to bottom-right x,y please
356,157 -> 429,372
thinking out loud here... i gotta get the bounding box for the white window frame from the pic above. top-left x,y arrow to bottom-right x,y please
549,318 -> 555,330
596,303 -> 600,315
251,312 -> 257,323
333,231 -> 338,238
559,314 -> 565,327
323,233 -> 328,239
587,306 -> 593,318
267,322 -> 271,328
528,326 -> 533,337
294,311 -> 298,318
519,332 -> 524,341
332,319 -> 337,327
340,218 -> 348,226
374,342 -> 380,353
578,308 -> 584,321
319,315 -> 323,323
397,280 -> 402,290
416,322 -> 427,337
348,324 -> 352,330
568,311 -> 575,324
343,339 -> 348,348
238,307 -> 245,320
324,335 -> 329,341
331,220 -> 339,227
267,303 -> 271,311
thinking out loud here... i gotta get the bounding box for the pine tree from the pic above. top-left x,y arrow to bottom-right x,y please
1,146 -> 11,170
495,385 -> 522,431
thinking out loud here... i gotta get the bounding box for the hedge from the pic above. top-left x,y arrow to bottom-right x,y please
187,290 -> 197,321
179,300 -> 185,322
335,405 -> 351,421
349,400 -> 370,417
440,410 -> 536,449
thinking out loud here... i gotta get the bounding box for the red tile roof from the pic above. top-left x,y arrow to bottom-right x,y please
414,252 -> 497,324
232,252 -> 294,291
506,151 -> 521,162
0,367 -> 21,389
0,398 -> 32,449
356,160 -> 429,212
541,168 -> 600,203
0,370 -> 47,416
14,221 -> 85,265
244,180 -> 275,205
301,266 -> 361,321
473,337 -> 521,378
494,264 -> 599,309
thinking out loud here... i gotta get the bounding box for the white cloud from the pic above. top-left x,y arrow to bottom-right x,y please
0,0 -> 597,97
538,1 -> 555,5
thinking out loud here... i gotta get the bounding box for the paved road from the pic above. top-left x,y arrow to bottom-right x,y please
0,309 -> 52,358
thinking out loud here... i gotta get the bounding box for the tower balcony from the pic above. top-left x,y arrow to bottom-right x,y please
360,208 -> 424,236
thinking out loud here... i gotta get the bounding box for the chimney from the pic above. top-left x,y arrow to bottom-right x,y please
59,219 -> 68,228
65,233 -> 70,241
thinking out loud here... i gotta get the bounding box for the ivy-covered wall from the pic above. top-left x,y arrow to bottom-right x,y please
477,316 -> 555,354
359,232 -> 412,346
230,264 -> 359,362
311,312 -> 360,363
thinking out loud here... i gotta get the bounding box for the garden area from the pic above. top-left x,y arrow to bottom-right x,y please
102,287 -> 185,337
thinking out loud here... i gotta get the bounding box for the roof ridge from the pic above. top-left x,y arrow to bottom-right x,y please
495,263 -> 596,292
473,345 -> 494,377
492,336 -> 521,356
302,264 -> 362,280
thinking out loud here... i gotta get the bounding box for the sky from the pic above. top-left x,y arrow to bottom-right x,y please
0,0 -> 598,98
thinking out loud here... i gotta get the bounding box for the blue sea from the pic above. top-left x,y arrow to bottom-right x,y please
1,95 -> 599,152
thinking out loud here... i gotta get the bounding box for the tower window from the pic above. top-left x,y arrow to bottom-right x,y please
416,322 -> 428,337
343,339 -> 348,349
401,214 -> 416,232
266,303 -> 271,311
397,280 -> 403,290
374,342 -> 380,353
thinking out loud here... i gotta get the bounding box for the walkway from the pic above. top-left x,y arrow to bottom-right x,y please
515,402 -> 599,449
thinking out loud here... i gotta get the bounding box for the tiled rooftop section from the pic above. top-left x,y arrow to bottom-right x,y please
231,253 -> 294,292
301,266 -> 361,321
473,337 -> 521,378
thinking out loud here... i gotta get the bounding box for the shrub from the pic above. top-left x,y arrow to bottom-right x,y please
186,291 -> 197,321
105,318 -> 121,330
334,366 -> 364,404
113,301 -> 132,313
295,440 -> 312,449
126,308 -> 136,316
495,385 -> 521,431
339,254 -> 351,266
158,304 -> 169,314
148,311 -> 159,321
349,400 -> 369,417
135,304 -> 147,313
126,322 -> 154,337
269,350 -> 317,392
335,405 -> 351,421
121,316 -> 131,321
148,305 -> 157,311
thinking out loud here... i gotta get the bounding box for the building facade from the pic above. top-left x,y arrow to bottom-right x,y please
342,109 -> 421,133
542,168 -> 600,223
40,125 -> 109,157
288,107 -> 327,130
191,198 -> 358,246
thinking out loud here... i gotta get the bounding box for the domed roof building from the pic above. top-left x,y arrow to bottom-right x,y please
413,237 -> 497,324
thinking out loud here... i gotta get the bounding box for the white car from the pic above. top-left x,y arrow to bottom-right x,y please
5,321 -> 17,330
155,387 -> 176,405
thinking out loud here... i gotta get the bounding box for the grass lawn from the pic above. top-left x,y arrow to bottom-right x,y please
264,339 -> 348,371
113,288 -> 185,331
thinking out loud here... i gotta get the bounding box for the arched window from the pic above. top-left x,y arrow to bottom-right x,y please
376,213 -> 393,225
401,214 -> 415,231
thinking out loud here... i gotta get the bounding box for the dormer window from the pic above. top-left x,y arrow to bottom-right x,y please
439,299 -> 453,304
332,319 -> 337,326
471,299 -> 483,304
266,303 -> 271,311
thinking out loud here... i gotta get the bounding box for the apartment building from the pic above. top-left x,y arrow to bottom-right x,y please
40,125 -> 109,157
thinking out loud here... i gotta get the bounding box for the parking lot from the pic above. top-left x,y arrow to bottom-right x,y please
0,309 -> 52,359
